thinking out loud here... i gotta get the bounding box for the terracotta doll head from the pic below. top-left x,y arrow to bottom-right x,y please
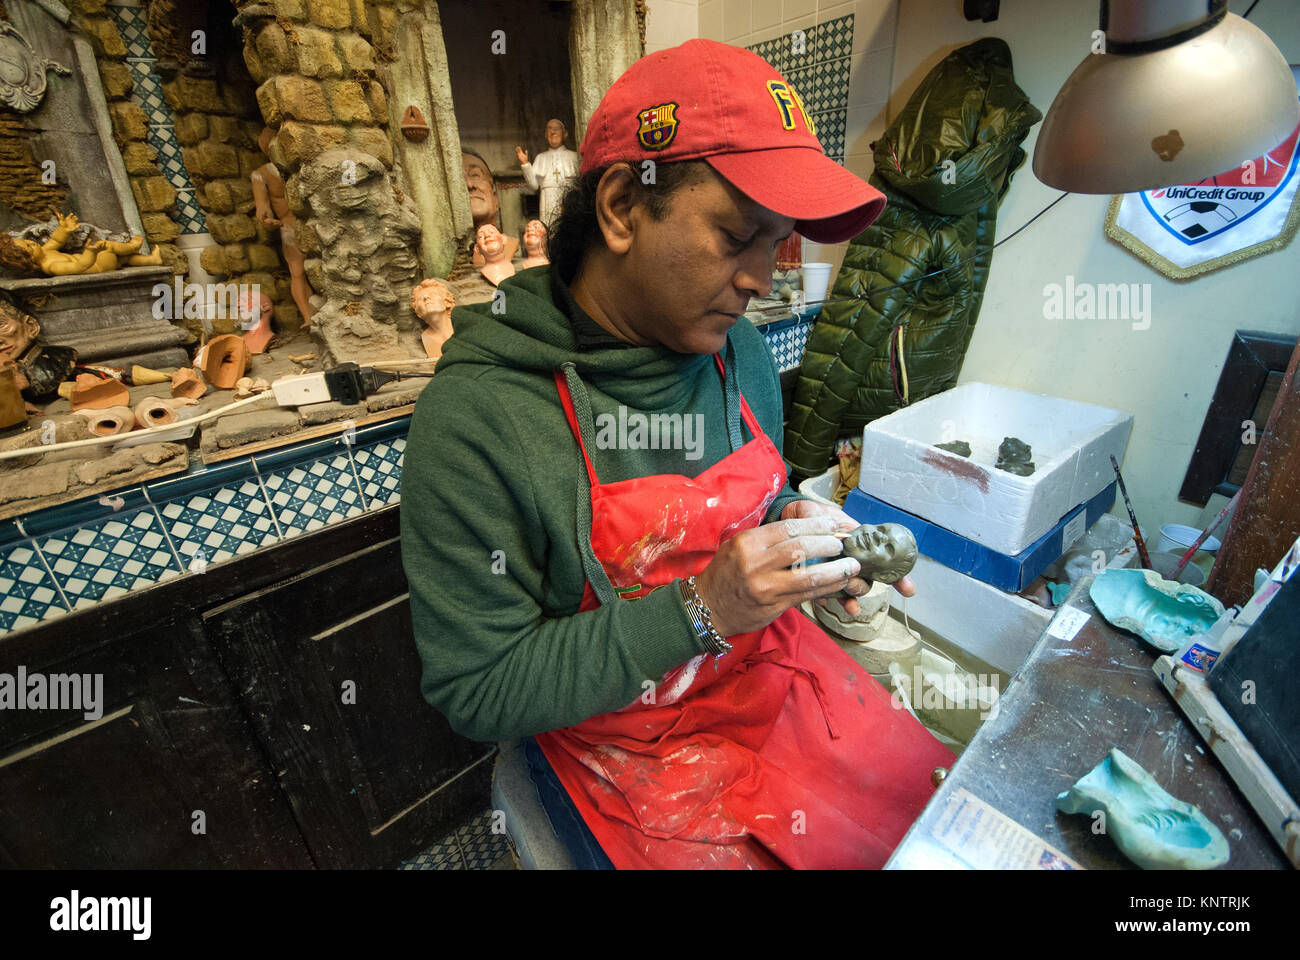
841,522 -> 918,584
0,299 -> 39,363
521,219 -> 549,267
411,279 -> 456,359
462,148 -> 500,229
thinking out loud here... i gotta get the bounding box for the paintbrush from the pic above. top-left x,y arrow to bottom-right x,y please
1110,455 -> 1152,569
1172,489 -> 1239,579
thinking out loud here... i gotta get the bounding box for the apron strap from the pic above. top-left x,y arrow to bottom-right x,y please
713,346 -> 764,449
557,362 -> 620,607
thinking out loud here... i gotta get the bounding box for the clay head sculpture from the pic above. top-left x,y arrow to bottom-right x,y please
0,300 -> 39,366
0,298 -> 76,404
841,522 -> 918,584
411,278 -> 455,359
477,224 -> 515,286
521,219 -> 549,268
995,436 -> 1035,476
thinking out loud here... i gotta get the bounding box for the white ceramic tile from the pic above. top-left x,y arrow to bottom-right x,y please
749,23 -> 785,46
699,0 -> 723,39
816,0 -> 857,26
647,0 -> 699,46
722,0 -> 751,40
784,0 -> 818,21
752,0 -> 782,31
854,0 -> 897,52
848,47 -> 894,108
845,101 -> 889,155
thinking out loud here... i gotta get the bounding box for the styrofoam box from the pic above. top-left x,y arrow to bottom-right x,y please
857,383 -> 1133,555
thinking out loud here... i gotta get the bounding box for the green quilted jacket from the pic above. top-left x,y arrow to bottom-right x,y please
785,38 -> 1040,484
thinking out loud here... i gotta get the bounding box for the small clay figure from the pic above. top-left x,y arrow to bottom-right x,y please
0,298 -> 76,406
410,278 -> 455,359
516,119 -> 581,226
69,371 -> 129,411
239,288 -> 275,355
840,522 -> 918,584
935,439 -> 971,457
0,212 -> 162,277
476,224 -> 516,287
520,219 -> 549,269
252,127 -> 315,329
995,436 -> 1035,476
462,149 -> 520,264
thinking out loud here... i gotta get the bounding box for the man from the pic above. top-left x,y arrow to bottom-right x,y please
403,39 -> 953,870
516,118 -> 581,226
462,148 -> 519,263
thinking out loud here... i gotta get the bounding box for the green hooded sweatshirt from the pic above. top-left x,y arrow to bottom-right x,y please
401,265 -> 803,743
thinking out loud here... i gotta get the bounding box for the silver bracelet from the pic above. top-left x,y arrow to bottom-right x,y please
679,575 -> 732,657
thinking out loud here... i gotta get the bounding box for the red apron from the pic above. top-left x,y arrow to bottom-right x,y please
535,357 -> 953,869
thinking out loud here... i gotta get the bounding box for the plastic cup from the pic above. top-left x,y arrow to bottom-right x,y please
801,262 -> 834,304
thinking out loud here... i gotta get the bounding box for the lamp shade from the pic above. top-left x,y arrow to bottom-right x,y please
1033,10 -> 1299,194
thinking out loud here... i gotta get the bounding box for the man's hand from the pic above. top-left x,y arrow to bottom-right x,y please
780,499 -> 916,606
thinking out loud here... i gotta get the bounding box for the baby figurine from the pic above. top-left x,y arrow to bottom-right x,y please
840,522 -> 918,584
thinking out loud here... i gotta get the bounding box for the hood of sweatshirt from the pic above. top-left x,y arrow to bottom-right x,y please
435,265 -> 717,409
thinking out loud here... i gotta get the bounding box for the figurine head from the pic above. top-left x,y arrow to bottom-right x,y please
0,234 -> 41,276
842,522 -> 917,584
523,220 -> 547,256
545,119 -> 567,150
0,299 -> 39,362
411,278 -> 455,323
462,148 -> 500,228
476,224 -> 506,261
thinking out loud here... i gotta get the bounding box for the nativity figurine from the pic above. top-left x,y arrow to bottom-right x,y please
410,278 -> 455,359
252,127 -> 315,329
840,522 -> 919,584
520,219 -> 549,269
0,296 -> 76,409
0,212 -> 162,277
463,148 -> 519,265
476,224 -> 515,287
516,119 -> 580,226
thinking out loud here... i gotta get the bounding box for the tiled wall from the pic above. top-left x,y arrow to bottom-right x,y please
700,0 -> 898,274
0,420 -> 407,638
646,0 -> 700,53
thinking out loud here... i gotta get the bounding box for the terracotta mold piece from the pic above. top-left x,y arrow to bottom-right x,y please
171,366 -> 207,400
198,334 -> 249,390
77,405 -> 135,436
1088,568 -> 1225,654
69,372 -> 129,411
134,396 -> 197,429
1056,748 -> 1230,869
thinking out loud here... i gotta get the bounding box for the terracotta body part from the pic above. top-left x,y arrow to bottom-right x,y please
240,290 -> 275,355
171,366 -> 207,400
69,372 -> 129,411
130,365 -> 171,385
199,335 -> 249,390
252,127 -> 314,329
476,224 -> 515,287
410,278 -> 455,360
520,219 -> 549,269
134,396 -> 197,429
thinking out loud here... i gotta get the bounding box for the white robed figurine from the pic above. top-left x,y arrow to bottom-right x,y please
515,119 -> 581,226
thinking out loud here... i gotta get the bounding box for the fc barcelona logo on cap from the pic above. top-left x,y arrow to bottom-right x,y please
637,102 -> 679,150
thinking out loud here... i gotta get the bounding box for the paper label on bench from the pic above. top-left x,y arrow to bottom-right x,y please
1062,510 -> 1086,552
931,788 -> 1082,870
1047,606 -> 1090,641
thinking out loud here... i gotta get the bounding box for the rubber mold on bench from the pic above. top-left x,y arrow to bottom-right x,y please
1088,568 -> 1224,653
1056,748 -> 1229,870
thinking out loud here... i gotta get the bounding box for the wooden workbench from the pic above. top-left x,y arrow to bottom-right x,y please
887,574 -> 1289,869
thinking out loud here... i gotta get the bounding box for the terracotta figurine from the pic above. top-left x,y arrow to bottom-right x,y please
252,127 -> 315,330
840,522 -> 919,584
239,288 -> 275,355
476,224 -> 515,287
0,212 -> 162,277
520,219 -> 549,269
0,297 -> 76,409
516,118 -> 580,226
462,148 -> 519,265
410,278 -> 455,359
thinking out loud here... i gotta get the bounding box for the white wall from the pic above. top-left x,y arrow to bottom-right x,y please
889,0 -> 1300,536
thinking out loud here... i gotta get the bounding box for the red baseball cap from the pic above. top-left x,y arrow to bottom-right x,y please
579,39 -> 886,243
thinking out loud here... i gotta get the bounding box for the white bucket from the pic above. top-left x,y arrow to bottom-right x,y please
801,262 -> 833,304
1156,522 -> 1221,555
